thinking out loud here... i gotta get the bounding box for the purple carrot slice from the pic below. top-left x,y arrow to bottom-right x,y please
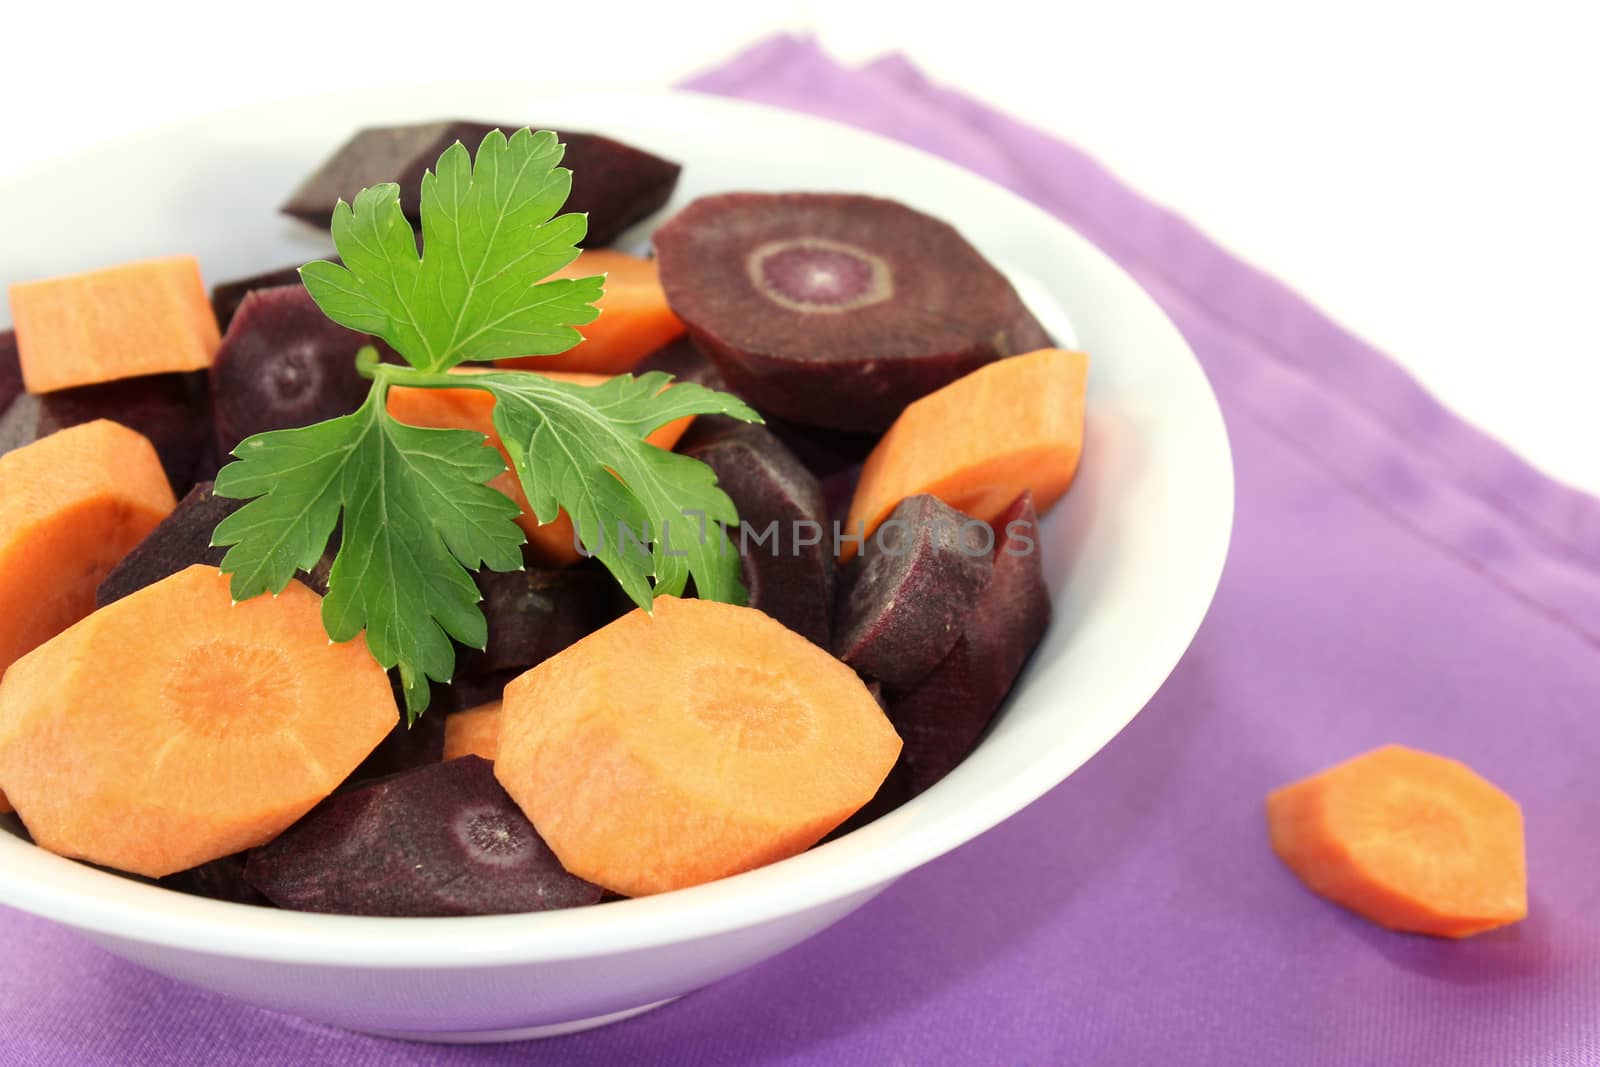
763,418 -> 882,480
282,121 -> 681,246
459,566 -> 629,679
344,706 -> 449,790
35,372 -> 211,495
820,464 -> 862,530
210,284 -> 377,455
634,334 -> 726,390
834,494 -> 995,690
210,263 -> 315,332
1,352 -> 209,490
96,482 -> 333,608
246,757 -> 603,917
160,853 -> 272,907
680,419 -> 835,647
653,192 -> 1051,432
887,493 -> 1052,795
96,482 -> 238,607
0,332 -> 31,459
0,330 -> 21,419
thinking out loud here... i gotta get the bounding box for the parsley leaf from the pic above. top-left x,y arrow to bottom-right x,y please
212,387 -> 526,717
213,127 -> 762,722
478,370 -> 763,608
300,128 -> 604,372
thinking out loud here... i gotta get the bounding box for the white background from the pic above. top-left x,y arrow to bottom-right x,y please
4,1 -> 1596,491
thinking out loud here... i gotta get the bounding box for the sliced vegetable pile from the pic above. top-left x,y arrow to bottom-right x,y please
0,120 -> 1514,941
0,124 -> 1079,901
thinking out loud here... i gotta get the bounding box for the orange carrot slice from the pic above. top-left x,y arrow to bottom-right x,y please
494,596 -> 902,896
497,250 -> 684,375
0,564 -> 397,877
387,370 -> 692,566
843,348 -> 1087,561
443,700 -> 502,762
0,420 -> 176,675
1267,745 -> 1527,938
9,256 -> 221,392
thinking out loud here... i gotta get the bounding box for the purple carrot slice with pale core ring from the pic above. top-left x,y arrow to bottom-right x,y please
653,192 -> 1051,433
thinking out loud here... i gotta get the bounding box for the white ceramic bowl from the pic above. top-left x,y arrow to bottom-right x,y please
0,87 -> 1232,1042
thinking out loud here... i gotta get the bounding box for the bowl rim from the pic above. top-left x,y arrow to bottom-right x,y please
0,84 -> 1234,967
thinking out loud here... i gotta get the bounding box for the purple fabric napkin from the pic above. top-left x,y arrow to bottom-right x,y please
5,35 -> 1599,1066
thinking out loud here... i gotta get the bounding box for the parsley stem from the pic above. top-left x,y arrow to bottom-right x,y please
367,361 -> 489,393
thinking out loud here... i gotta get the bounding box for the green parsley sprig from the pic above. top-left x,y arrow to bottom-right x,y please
211,128 -> 760,719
